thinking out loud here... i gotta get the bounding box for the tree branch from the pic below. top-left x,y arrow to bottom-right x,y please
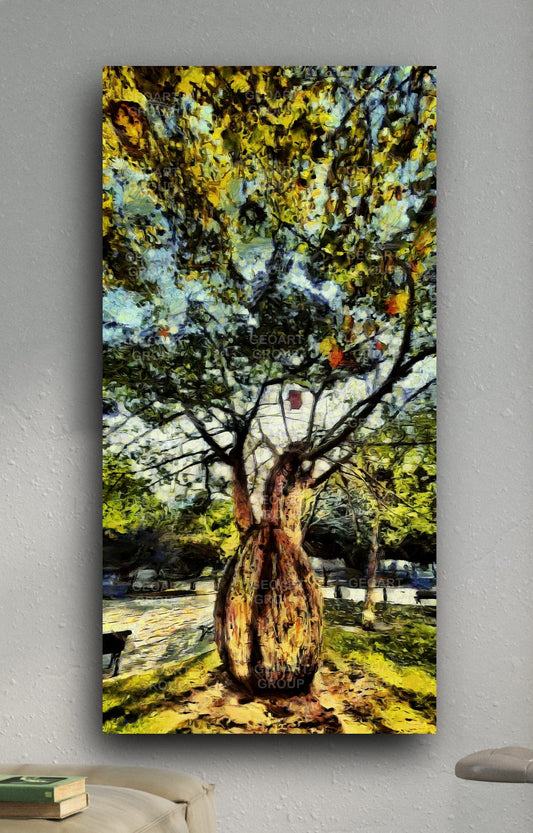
306,379 -> 329,444
278,387 -> 293,443
309,375 -> 435,489
184,409 -> 234,465
305,264 -> 420,462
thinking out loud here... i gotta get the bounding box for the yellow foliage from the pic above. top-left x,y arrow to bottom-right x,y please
176,67 -> 206,96
413,227 -> 434,257
274,111 -> 294,129
102,121 -> 120,157
319,335 -> 338,355
409,260 -> 425,281
385,290 -> 409,315
229,72 -> 250,93
376,702 -> 436,734
254,71 -> 267,97
346,650 -> 436,700
224,702 -> 268,725
339,716 -> 374,734
103,66 -> 146,110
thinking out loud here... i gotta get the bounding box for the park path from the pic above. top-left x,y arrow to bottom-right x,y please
103,592 -> 215,677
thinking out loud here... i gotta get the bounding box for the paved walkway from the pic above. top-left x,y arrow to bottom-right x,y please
103,592 -> 215,677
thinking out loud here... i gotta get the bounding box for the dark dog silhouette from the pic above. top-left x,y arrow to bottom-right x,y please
103,630 -> 132,677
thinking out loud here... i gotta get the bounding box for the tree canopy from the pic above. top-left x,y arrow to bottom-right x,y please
103,64 -> 436,535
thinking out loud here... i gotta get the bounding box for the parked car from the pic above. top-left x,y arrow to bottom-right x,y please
130,568 -> 169,593
377,559 -> 414,584
103,572 -> 130,599
411,568 -> 437,590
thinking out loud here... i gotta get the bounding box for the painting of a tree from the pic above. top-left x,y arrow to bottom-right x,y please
103,66 -> 436,733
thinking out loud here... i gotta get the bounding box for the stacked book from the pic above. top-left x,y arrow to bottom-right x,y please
0,775 -> 88,819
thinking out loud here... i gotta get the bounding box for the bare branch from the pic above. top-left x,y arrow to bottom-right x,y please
278,387 -> 293,443
133,447 -> 223,476
257,419 -> 280,458
307,264 -> 417,461
309,375 -> 435,490
103,398 -> 161,439
306,379 -> 329,444
104,407 -> 186,448
145,456 -> 206,491
309,336 -> 435,463
184,409 -> 234,465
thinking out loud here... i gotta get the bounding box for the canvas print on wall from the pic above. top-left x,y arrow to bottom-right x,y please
103,66 -> 436,734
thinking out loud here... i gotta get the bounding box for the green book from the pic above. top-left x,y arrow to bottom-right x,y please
0,775 -> 86,803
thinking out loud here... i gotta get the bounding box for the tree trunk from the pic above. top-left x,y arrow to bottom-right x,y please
362,517 -> 380,631
215,445 -> 322,695
231,456 -> 256,537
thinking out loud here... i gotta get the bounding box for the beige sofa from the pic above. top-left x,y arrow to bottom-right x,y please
0,765 -> 216,832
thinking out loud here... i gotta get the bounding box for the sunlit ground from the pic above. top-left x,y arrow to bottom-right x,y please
103,600 -> 436,734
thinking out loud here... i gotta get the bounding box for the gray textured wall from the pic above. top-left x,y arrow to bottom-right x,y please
1,2 -> 532,831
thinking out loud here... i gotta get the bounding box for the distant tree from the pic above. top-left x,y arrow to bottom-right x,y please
337,386 -> 436,628
103,453 -> 170,535
103,65 -> 436,692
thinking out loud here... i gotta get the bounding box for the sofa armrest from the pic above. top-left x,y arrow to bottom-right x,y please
0,764 -> 216,833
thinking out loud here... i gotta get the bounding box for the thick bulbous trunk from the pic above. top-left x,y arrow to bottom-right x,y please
215,524 -> 322,694
215,446 -> 322,695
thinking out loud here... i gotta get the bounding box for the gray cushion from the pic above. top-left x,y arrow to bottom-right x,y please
456,746 -> 533,783
0,784 -> 188,832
